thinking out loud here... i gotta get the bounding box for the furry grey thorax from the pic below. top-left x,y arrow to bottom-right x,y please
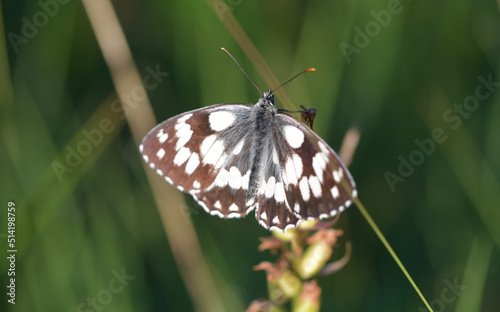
246,90 -> 279,204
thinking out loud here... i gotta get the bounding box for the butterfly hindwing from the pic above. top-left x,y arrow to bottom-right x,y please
193,131 -> 256,219
140,104 -> 251,192
250,130 -> 303,231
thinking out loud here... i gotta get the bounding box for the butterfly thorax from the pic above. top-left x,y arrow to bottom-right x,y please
245,91 -> 279,204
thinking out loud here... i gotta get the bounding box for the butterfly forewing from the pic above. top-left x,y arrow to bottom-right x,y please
140,104 -> 252,195
275,113 -> 357,221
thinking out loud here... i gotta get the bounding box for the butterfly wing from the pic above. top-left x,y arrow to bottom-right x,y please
251,112 -> 357,232
252,129 -> 303,232
139,104 -> 257,218
275,113 -> 357,221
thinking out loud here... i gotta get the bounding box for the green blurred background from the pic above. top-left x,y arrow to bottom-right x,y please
1,0 -> 499,311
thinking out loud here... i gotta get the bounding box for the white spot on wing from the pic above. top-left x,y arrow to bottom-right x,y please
312,153 -> 327,183
214,153 -> 227,169
214,168 -> 229,187
272,216 -> 280,224
227,212 -> 240,219
200,134 -> 217,157
345,200 -> 352,207
228,166 -> 242,189
274,182 -> 286,202
175,128 -> 193,151
265,176 -> 276,198
210,210 -> 224,218
156,169 -> 163,176
294,203 -> 300,213
203,139 -> 225,165
139,144 -> 144,152
209,111 -> 236,131
177,113 -> 193,124
143,155 -> 149,163
258,180 -> 267,195
331,186 -> 340,199
214,200 -> 222,209
173,147 -> 191,166
333,170 -> 341,182
156,148 -> 166,159
246,198 -> 256,206
352,190 -> 358,198
175,122 -> 190,136
283,125 -> 304,148
197,200 -> 209,213
159,133 -> 169,143
229,203 -> 239,212
259,219 -> 268,229
193,180 -> 201,188
261,211 -> 267,220
299,176 -> 310,201
241,170 -> 251,190
272,148 -> 278,164
318,141 -> 329,154
285,157 -> 298,185
309,176 -> 322,198
293,154 -> 303,178
185,153 -> 200,175
232,139 -> 245,155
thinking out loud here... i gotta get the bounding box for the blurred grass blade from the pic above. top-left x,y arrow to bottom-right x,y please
456,235 -> 493,312
82,0 -> 226,311
354,197 -> 434,312
418,86 -> 500,248
204,0 -> 297,110
0,1 -> 19,172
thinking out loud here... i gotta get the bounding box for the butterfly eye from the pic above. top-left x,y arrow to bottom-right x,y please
262,90 -> 274,104
268,93 -> 274,103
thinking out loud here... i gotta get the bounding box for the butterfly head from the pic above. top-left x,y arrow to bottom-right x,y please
261,90 -> 275,106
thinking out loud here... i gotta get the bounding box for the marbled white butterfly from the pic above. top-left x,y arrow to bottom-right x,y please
139,50 -> 357,232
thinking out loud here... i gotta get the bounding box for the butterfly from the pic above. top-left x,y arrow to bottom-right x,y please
139,50 -> 357,232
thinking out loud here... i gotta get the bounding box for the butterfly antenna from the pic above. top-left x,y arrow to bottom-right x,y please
272,68 -> 316,93
221,47 -> 262,96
